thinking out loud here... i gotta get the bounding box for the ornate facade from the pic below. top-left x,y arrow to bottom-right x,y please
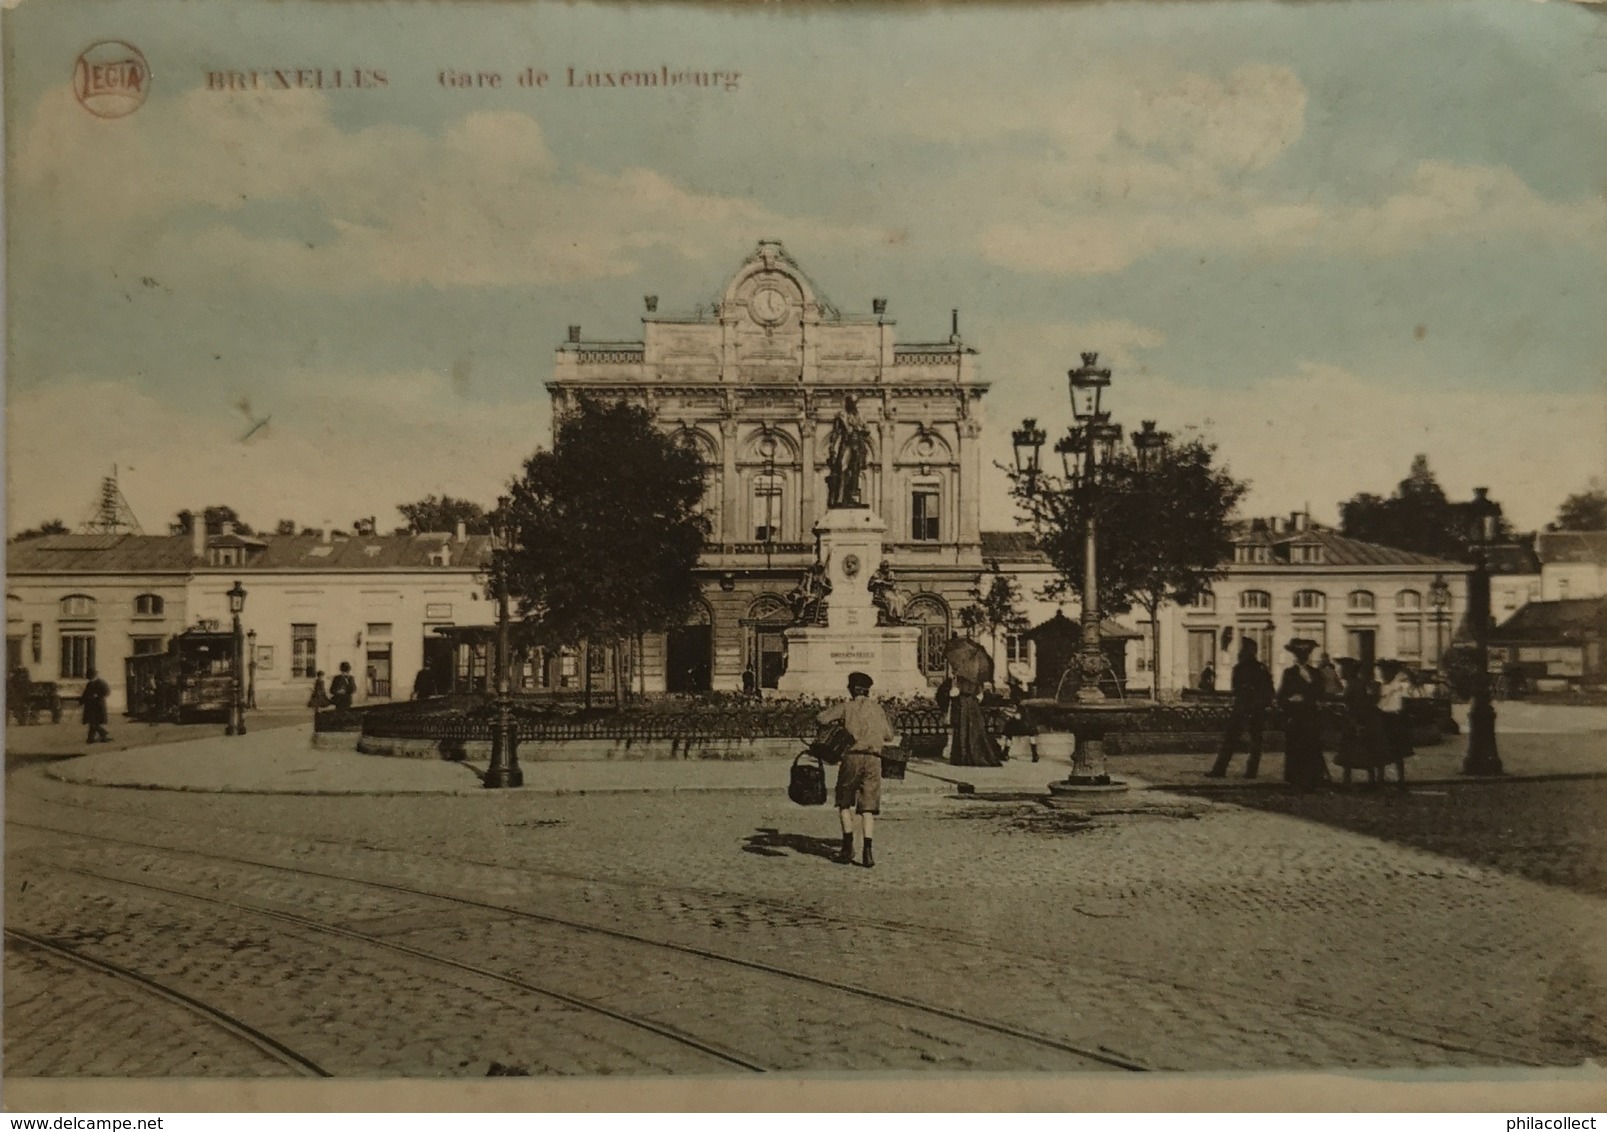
548,241 -> 992,693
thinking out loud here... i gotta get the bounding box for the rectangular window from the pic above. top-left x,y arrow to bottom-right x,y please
1397,620 -> 1422,660
59,632 -> 95,679
752,475 -> 783,541
1005,633 -> 1028,664
130,635 -> 165,656
911,486 -> 940,542
291,624 -> 318,678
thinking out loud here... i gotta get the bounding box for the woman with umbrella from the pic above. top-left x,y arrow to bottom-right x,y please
938,635 -> 1004,767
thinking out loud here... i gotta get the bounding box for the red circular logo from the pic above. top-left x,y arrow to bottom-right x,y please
74,41 -> 151,118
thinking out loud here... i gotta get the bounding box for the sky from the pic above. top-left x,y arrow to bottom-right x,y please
6,0 -> 1606,537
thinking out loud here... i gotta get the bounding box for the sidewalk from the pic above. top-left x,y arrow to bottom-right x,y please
34,703 -> 1606,797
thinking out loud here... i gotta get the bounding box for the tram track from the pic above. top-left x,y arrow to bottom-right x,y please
4,926 -> 332,1078
10,816 -> 1150,1073
9,779 -> 1552,1070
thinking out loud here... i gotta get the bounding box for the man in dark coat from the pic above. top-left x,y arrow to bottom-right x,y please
79,668 -> 111,744
329,662 -> 357,711
1206,638 -> 1273,778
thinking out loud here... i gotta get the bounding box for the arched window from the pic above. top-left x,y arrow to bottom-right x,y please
1395,589 -> 1422,611
134,593 -> 165,617
1292,589 -> 1326,612
751,473 -> 785,541
1348,590 -> 1376,613
59,594 -> 96,619
1238,590 -> 1271,612
1187,590 -> 1215,612
903,595 -> 951,677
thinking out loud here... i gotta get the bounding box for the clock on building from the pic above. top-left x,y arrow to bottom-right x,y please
749,286 -> 789,325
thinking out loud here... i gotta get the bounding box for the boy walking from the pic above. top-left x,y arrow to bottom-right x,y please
816,671 -> 897,868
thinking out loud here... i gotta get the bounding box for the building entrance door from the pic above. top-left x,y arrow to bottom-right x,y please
1187,629 -> 1217,687
421,635 -> 453,697
366,643 -> 392,698
6,635 -> 22,673
757,628 -> 787,689
665,625 -> 712,693
1346,628 -> 1376,670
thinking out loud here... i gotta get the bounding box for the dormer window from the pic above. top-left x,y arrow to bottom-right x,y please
1289,543 -> 1326,564
210,546 -> 241,567
1234,544 -> 1271,564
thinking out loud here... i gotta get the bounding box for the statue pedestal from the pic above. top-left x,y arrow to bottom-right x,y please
776,508 -> 928,698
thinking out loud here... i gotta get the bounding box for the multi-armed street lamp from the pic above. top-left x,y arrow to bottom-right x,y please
484,496 -> 524,789
1428,573 -> 1451,674
225,580 -> 248,736
1462,487 -> 1503,776
1013,352 -> 1124,703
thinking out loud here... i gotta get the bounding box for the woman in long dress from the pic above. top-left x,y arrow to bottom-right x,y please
1332,657 -> 1385,786
940,672 -> 1004,767
1375,659 -> 1418,789
1276,639 -> 1328,789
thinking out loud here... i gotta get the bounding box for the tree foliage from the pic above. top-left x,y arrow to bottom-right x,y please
501,397 -> 710,661
11,519 -> 69,541
396,494 -> 491,535
171,506 -> 254,536
1339,455 -> 1512,557
957,565 -> 1030,661
1550,482 -> 1607,532
1009,428 -> 1247,692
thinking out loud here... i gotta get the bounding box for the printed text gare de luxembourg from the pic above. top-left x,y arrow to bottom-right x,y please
202,65 -> 743,92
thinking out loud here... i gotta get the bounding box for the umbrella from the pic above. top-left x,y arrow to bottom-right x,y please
943,635 -> 995,686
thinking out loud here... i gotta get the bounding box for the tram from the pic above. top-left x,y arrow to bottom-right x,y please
124,625 -> 239,723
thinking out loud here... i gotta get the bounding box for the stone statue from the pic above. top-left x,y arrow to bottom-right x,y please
825,395 -> 871,508
788,559 -> 833,625
867,559 -> 908,626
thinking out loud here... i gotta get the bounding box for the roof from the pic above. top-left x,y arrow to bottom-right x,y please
1537,530 -> 1607,567
1489,597 -> 1607,643
1485,543 -> 1542,576
1229,521 -> 1458,567
1025,609 -> 1144,640
6,533 -> 494,574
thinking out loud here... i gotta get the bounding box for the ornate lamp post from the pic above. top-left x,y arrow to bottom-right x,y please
1428,573 -> 1450,673
1065,352 -> 1121,703
1011,418 -> 1048,513
224,580 -> 248,736
1462,488 -> 1502,776
485,497 -> 524,789
246,629 -> 258,709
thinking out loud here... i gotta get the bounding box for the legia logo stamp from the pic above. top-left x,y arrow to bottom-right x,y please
74,41 -> 151,118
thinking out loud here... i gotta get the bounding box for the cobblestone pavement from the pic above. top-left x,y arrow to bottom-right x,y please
7,759 -> 1606,1077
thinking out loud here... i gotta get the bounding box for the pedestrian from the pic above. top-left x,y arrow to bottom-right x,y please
1206,637 -> 1274,779
939,670 -> 1003,767
412,666 -> 434,700
1332,657 -> 1385,787
329,662 -> 357,711
815,671 -> 897,868
9,666 -> 34,726
308,669 -> 332,712
1277,638 -> 1328,790
1317,653 -> 1343,699
1197,662 -> 1217,693
1375,659 -> 1418,789
79,668 -> 111,744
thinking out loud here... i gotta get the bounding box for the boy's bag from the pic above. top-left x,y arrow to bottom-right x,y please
788,750 -> 829,807
809,721 -> 854,766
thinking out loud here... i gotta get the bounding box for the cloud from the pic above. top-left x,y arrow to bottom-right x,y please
5,372 -> 548,535
976,358 -> 1607,534
15,87 -> 888,289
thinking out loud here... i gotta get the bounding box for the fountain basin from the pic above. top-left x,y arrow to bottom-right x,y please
1021,696 -> 1150,794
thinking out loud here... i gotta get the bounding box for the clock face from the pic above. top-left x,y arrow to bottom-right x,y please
750,286 -> 788,325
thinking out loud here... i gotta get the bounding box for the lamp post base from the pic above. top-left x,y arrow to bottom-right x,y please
484,765 -> 524,789
1461,698 -> 1502,776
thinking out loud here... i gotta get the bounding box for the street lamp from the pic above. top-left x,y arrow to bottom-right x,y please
1067,353 -> 1120,703
1011,418 -> 1047,497
1428,573 -> 1450,672
485,497 -> 524,788
225,580 -> 248,736
246,629 -> 258,710
1132,420 -> 1170,473
1462,488 -> 1502,776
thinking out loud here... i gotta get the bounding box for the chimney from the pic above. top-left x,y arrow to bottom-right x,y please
1269,516 -> 1283,534
950,308 -> 960,341
221,520 -> 235,537
191,515 -> 206,558
455,520 -> 467,543
567,325 -> 582,343
321,520 -> 333,546
1291,510 -> 1309,532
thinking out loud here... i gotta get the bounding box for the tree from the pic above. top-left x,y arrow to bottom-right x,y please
396,495 -> 491,535
957,563 -> 1030,673
171,506 -> 255,536
502,397 -> 710,707
1550,482 -> 1607,531
11,519 -> 69,541
274,519 -> 298,536
1009,428 -> 1248,697
1339,455 -> 1512,557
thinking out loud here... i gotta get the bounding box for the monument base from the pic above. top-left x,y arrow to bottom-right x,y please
775,625 -> 930,698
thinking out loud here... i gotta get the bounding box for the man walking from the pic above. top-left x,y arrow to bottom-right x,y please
79,668 -> 111,744
1206,638 -> 1274,779
816,671 -> 897,868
